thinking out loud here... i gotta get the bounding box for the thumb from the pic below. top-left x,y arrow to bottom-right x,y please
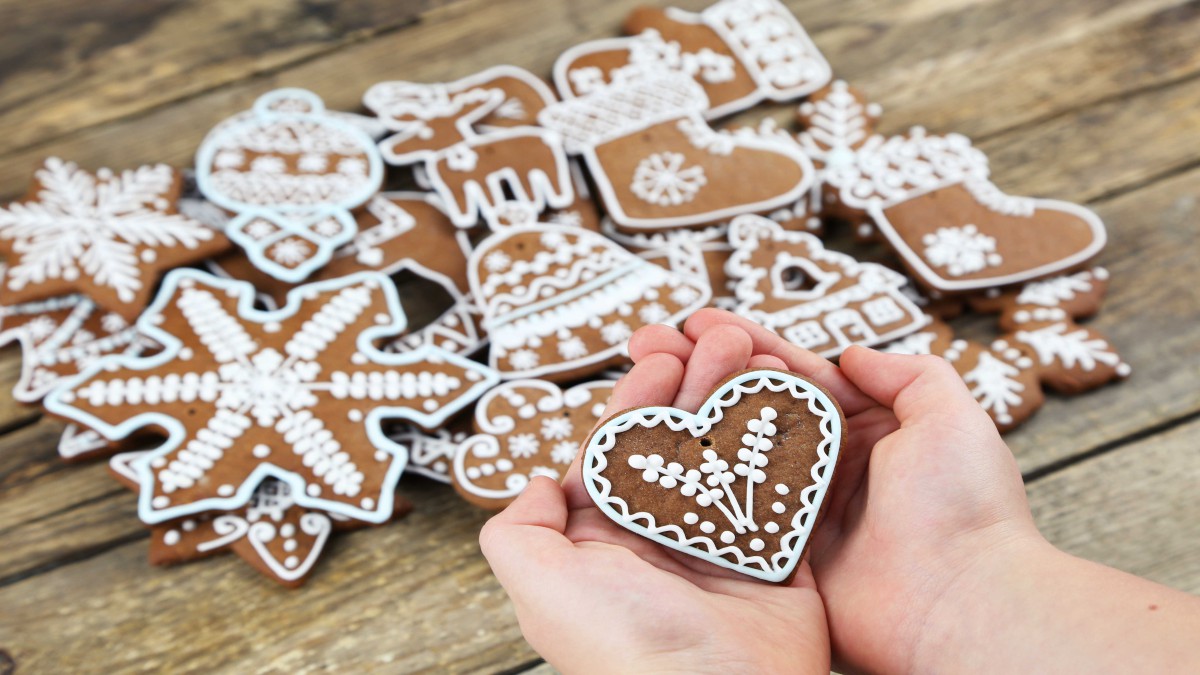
839,346 -> 994,432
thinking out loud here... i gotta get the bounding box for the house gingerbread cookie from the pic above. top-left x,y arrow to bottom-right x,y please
454,378 -> 615,509
554,0 -> 831,119
363,66 -> 574,229
195,89 -> 385,282
726,215 -> 928,357
0,158 -> 229,320
583,368 -> 844,582
44,268 -> 498,525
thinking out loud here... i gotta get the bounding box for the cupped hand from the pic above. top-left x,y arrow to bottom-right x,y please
480,322 -> 831,675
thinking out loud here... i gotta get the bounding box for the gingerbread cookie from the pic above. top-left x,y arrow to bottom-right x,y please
454,378 -> 616,509
195,88 -> 385,282
603,218 -> 736,309
583,369 -> 843,582
0,158 -> 228,320
44,268 -> 498,525
109,451 -> 410,587
726,215 -> 928,357
364,66 -> 574,229
973,267 -> 1109,332
208,191 -> 487,355
468,211 -> 710,380
554,0 -> 830,119
0,294 -> 152,403
538,74 -> 813,231
825,124 -> 1106,293
387,421 -> 471,484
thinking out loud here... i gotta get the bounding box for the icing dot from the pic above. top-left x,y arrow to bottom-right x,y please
423,400 -> 438,412
764,522 -> 780,534
218,484 -> 235,497
375,313 -> 391,324
284,539 -> 298,553
749,538 -> 765,552
518,404 -> 537,419
374,450 -> 389,462
700,521 -> 716,534
466,466 -> 482,480
151,457 -> 167,469
285,556 -> 300,569
280,524 -> 296,538
1117,363 -> 1132,377
306,484 -> 321,497
351,353 -> 368,365
347,409 -> 363,422
178,347 -> 193,361
264,322 -> 281,333
592,403 -> 606,417
253,444 -> 271,458
182,520 -> 196,532
496,459 -> 514,471
771,501 -> 786,514
163,530 -> 180,546
361,498 -> 375,510
774,484 -> 789,496
466,370 -> 482,381
481,463 -> 496,476
152,496 -> 169,508
140,249 -> 157,264
719,531 -> 735,544
683,512 -> 699,525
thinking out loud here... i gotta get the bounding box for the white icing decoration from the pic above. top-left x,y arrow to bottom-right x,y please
1016,323 -> 1124,373
922,225 -> 1003,277
630,152 -> 707,206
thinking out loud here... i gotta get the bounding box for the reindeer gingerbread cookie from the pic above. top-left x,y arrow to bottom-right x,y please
364,66 -> 574,229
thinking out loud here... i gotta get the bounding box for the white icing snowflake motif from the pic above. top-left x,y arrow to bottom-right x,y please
551,441 -> 578,465
921,224 -> 1002,277
0,158 -> 214,302
509,433 -> 540,459
484,250 -> 512,272
269,239 -> 312,265
963,352 -> 1026,426
557,336 -> 589,360
600,320 -> 632,346
541,416 -> 574,441
639,302 -> 670,324
508,349 -> 540,371
43,270 -> 497,525
630,152 -> 707,206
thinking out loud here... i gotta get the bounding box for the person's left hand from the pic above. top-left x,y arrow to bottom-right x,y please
480,323 -> 831,674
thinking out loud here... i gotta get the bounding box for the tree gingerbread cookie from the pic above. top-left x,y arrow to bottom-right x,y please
195,89 -> 385,283
538,73 -> 813,232
363,66 -> 574,229
454,378 -> 616,509
44,268 -> 499,525
583,369 -> 843,582
554,0 -> 831,119
467,209 -> 710,380
0,158 -> 229,320
726,215 -> 928,357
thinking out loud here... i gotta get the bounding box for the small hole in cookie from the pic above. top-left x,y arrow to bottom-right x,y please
562,411 -> 570,417
780,266 -> 817,292
700,438 -> 712,447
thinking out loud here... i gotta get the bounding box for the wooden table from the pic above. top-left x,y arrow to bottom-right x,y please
0,0 -> 1197,671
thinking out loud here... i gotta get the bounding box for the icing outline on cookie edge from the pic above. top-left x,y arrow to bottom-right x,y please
582,369 -> 842,582
43,268 -> 500,525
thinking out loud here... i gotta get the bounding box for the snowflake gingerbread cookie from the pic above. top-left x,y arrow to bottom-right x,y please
363,65 -> 574,229
538,73 -> 813,232
726,215 -> 928,357
43,268 -> 499,525
454,378 -> 616,509
109,451 -> 411,587
195,89 -> 385,283
468,209 -> 710,380
554,0 -> 831,119
0,158 -> 228,320
583,369 -> 843,582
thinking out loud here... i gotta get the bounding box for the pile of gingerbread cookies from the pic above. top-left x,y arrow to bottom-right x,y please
0,0 -> 1128,586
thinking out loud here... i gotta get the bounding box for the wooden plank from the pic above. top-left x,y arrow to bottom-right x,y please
0,0 -> 441,159
0,480 -> 538,674
0,347 -> 38,432
978,165 -> 1200,473
1029,417 -> 1200,593
0,415 -> 64,490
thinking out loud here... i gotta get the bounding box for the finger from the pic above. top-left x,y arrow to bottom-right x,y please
628,324 -> 694,364
480,476 -> 571,583
746,354 -> 788,370
839,346 -> 995,432
683,308 -> 876,416
673,323 -> 753,411
562,352 -> 685,509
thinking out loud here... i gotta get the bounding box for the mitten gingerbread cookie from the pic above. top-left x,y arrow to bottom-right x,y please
583,369 -> 843,582
0,158 -> 229,319
539,74 -> 813,231
364,66 -> 574,229
195,89 -> 385,282
468,211 -> 710,380
554,0 -> 831,118
44,269 -> 498,525
726,215 -> 928,357
454,378 -> 615,509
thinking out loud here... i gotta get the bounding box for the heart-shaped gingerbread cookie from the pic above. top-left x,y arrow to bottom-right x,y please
583,369 -> 843,582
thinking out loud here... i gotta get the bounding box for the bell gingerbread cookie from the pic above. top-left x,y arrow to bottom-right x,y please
109,451 -> 411,587
726,215 -> 928,357
538,74 -> 813,231
44,268 -> 498,525
364,66 -> 574,229
0,158 -> 229,320
468,213 -> 710,380
583,369 -> 843,582
554,0 -> 831,119
454,378 -> 616,509
195,89 -> 385,282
